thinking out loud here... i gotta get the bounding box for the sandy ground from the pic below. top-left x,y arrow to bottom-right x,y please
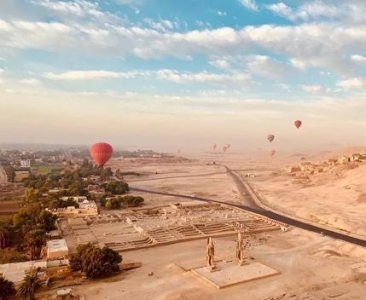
241,155 -> 366,238
70,228 -> 366,300
70,150 -> 366,299
110,149 -> 366,237
111,157 -> 242,204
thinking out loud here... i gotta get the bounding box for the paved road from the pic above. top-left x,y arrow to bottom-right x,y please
129,171 -> 226,182
130,167 -> 366,248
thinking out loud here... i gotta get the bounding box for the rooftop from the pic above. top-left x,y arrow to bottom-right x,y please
47,239 -> 69,253
0,261 -> 47,283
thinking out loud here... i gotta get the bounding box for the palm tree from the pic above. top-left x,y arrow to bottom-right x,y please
25,229 -> 46,260
17,267 -> 41,300
0,276 -> 16,300
0,224 -> 10,249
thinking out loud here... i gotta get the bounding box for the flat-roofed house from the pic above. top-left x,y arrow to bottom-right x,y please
47,239 -> 69,260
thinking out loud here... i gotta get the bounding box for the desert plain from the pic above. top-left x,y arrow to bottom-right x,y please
59,148 -> 366,300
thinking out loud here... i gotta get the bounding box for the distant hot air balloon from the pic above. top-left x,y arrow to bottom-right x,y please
268,149 -> 276,157
294,120 -> 302,129
90,142 -> 113,167
223,145 -> 227,153
226,143 -> 231,149
267,134 -> 275,143
212,143 -> 217,151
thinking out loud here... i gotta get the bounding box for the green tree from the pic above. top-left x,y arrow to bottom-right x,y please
0,276 -> 16,300
3,166 -> 15,182
0,223 -> 10,249
26,228 -> 46,260
70,243 -> 122,279
104,181 -> 129,195
17,267 -> 41,300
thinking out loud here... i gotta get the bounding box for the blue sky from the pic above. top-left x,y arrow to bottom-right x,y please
1,0 -> 366,151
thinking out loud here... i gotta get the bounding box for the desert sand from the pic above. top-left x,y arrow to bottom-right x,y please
70,229 -> 366,300
78,150 -> 366,299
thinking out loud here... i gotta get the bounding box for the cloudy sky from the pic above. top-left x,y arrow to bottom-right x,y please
1,0 -> 366,152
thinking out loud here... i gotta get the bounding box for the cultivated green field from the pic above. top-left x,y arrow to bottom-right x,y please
31,164 -> 64,175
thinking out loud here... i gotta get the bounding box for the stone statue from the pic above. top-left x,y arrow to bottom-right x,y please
236,232 -> 245,265
206,237 -> 216,270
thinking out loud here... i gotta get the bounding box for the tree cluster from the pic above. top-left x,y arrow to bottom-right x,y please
0,196 -> 57,262
103,180 -> 129,195
49,197 -> 80,209
104,196 -> 144,210
12,202 -> 58,259
22,161 -> 116,196
70,243 -> 122,279
3,166 -> 15,183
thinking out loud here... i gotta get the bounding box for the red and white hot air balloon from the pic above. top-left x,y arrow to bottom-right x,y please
267,134 -> 275,143
294,120 -> 302,129
90,142 -> 113,167
223,145 -> 227,153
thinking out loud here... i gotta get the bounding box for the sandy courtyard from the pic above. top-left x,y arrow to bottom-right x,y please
70,228 -> 366,300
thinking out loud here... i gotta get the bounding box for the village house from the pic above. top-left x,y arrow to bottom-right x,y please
57,197 -> 98,216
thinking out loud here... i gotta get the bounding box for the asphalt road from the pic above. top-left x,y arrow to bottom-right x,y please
130,166 -> 366,248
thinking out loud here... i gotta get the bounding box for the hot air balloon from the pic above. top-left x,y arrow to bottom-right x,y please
268,149 -> 276,157
223,145 -> 227,153
90,142 -> 113,167
267,134 -> 275,143
294,120 -> 302,129
212,143 -> 217,151
226,143 -> 231,149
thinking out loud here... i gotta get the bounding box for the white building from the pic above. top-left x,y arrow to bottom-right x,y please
46,239 -> 69,260
58,197 -> 98,216
20,159 -> 31,168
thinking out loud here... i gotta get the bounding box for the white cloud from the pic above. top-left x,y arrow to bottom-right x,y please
337,77 -> 365,90
245,55 -> 291,79
19,78 -> 41,85
43,70 -> 139,80
1,2 -> 366,79
31,0 -> 127,25
290,58 -> 307,70
156,69 -> 251,84
208,59 -> 231,70
277,83 -> 290,91
267,1 -> 366,24
209,55 -> 293,80
43,69 -> 251,85
1,16 -> 366,74
319,71 -> 332,76
216,11 -> 227,17
301,84 -> 325,93
351,54 -> 366,63
239,0 -> 259,11
143,18 -> 180,32
267,3 -> 296,20
32,0 -> 92,17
